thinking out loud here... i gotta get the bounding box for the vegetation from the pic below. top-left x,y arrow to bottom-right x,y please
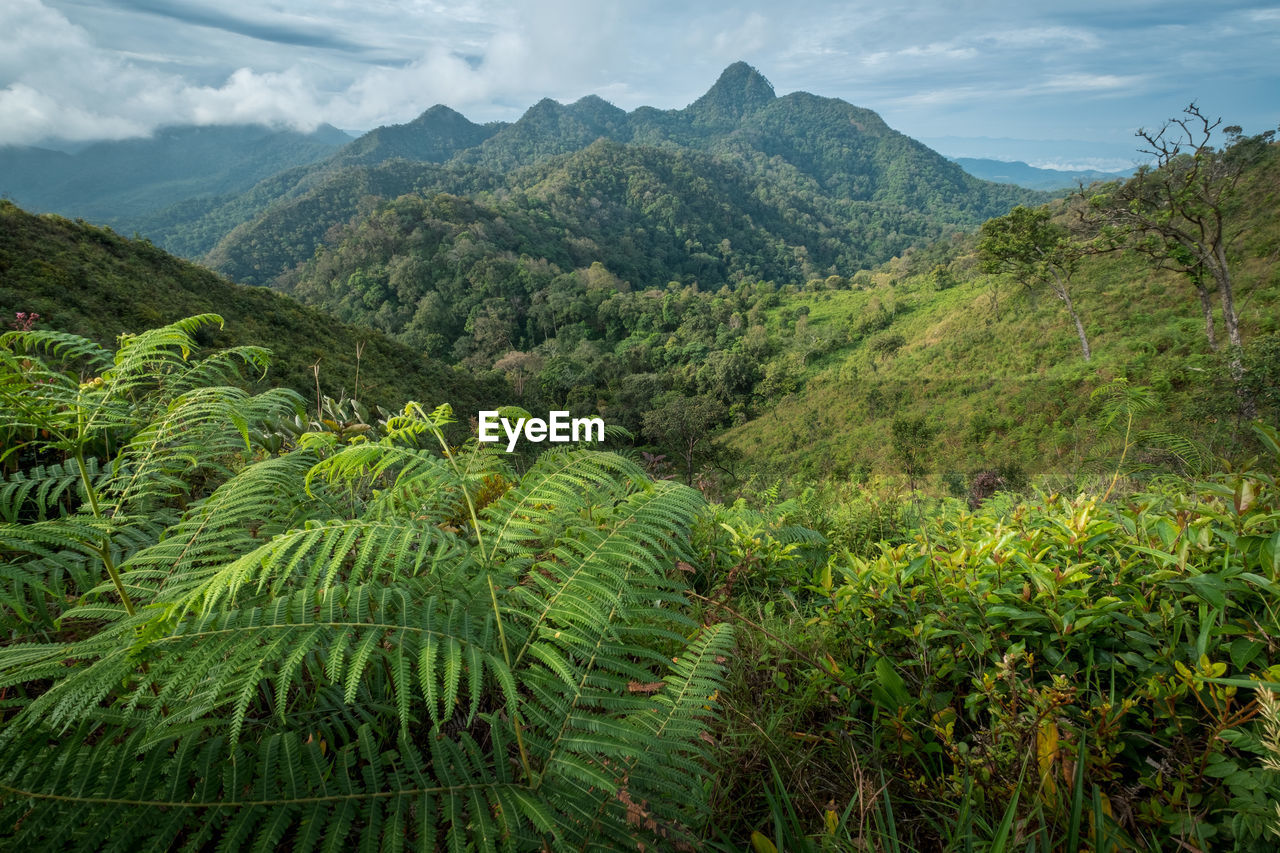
0,200 -> 507,416
0,317 -> 731,850
702,425 -> 1280,849
4,314 -> 1279,851
1079,105 -> 1277,397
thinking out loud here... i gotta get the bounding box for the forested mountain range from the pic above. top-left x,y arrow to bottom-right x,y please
0,123 -> 350,231
147,62 -> 1046,285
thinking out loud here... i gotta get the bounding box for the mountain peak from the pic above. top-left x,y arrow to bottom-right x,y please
687,62 -> 776,124
410,105 -> 472,125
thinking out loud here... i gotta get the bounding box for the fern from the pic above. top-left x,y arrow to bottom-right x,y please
0,318 -> 734,851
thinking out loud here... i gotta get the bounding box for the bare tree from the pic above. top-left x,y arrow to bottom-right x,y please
1077,104 -> 1274,398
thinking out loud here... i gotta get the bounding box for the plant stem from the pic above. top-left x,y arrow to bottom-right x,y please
75,448 -> 135,616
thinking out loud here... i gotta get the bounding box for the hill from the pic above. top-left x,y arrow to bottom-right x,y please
0,200 -> 506,415
0,124 -> 350,232
720,143 -> 1280,483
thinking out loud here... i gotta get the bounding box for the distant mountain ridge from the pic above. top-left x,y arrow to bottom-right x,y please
332,106 -> 504,166
952,157 -> 1136,191
0,124 -> 351,230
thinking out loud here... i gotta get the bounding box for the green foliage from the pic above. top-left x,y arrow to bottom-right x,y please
707,425 -> 1280,849
890,415 -> 938,487
977,205 -> 1078,284
0,317 -> 733,850
0,200 -> 506,415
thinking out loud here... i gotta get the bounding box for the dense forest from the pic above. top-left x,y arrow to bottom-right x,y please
3,67 -> 1280,850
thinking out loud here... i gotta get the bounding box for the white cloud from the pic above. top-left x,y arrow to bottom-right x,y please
1,0 -> 1276,160
861,42 -> 979,67
0,0 -> 639,143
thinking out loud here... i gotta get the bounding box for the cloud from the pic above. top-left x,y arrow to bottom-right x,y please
861,42 -> 979,67
0,0 -> 639,143
1,0 -> 1276,161
977,26 -> 1102,51
109,0 -> 372,53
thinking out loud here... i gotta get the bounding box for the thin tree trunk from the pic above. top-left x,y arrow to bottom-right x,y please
1066,298 -> 1091,361
1211,252 -> 1256,420
1196,284 -> 1219,351
1051,275 -> 1091,361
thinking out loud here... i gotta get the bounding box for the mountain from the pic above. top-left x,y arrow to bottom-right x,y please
332,105 -> 504,166
953,157 -> 1136,191
0,123 -> 350,231
0,200 -> 506,414
188,63 -> 1044,286
685,61 -> 778,127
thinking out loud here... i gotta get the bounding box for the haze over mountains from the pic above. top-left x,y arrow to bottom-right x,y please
951,158 -> 1135,191
0,124 -> 351,230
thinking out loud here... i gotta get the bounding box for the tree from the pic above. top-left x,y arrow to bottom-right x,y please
1078,104 -> 1275,394
890,414 -> 938,492
977,205 -> 1092,361
643,393 -> 725,485
493,349 -> 543,398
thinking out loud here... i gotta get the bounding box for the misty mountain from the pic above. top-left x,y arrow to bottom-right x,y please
0,123 -> 350,229
953,157 -> 1135,191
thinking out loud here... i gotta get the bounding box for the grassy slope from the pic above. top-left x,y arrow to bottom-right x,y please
0,200 -> 507,415
724,147 -> 1280,484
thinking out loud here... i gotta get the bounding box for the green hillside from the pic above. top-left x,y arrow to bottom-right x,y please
724,144 -> 1280,484
0,200 -> 507,414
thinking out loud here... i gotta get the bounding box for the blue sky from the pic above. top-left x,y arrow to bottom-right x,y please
3,0 -> 1277,169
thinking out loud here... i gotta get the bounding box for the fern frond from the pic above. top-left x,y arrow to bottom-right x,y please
7,583 -> 513,741
120,450 -> 322,602
175,517 -> 474,614
0,328 -> 113,370
563,621 -> 735,852
0,458 -> 102,523
0,723 -> 543,853
481,449 -> 650,563
108,386 -> 301,510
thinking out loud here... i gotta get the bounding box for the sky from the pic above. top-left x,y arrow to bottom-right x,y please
3,0 -> 1278,170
